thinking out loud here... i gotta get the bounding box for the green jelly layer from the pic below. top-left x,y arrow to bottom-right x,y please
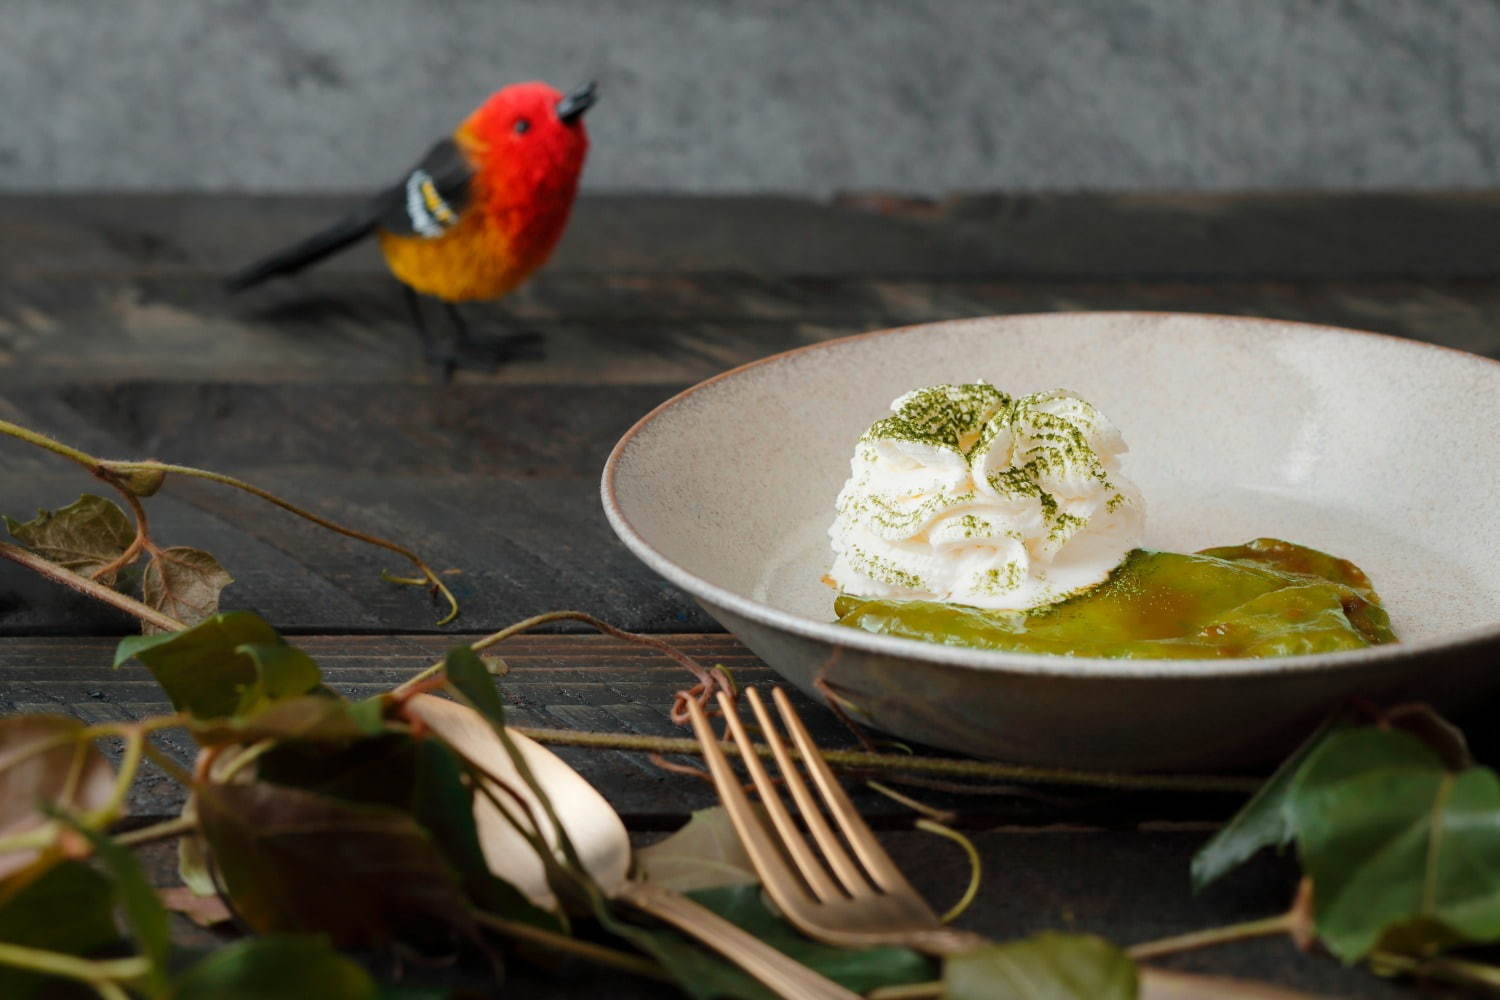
832,538 -> 1396,659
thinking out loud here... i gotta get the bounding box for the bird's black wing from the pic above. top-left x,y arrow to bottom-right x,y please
225,138 -> 474,292
374,137 -> 474,238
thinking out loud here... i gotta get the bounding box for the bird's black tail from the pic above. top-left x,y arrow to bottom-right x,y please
224,211 -> 380,292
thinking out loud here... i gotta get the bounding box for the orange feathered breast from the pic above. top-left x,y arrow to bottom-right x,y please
378,203 -> 533,303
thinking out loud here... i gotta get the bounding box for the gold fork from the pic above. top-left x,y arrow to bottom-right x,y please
689,687 -> 1331,1000
686,686 -> 988,955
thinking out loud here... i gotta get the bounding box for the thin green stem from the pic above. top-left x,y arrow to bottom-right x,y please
402,612 -> 1254,792
0,541 -> 185,632
81,715 -> 188,739
111,815 -> 195,849
915,819 -> 981,924
90,489 -> 151,584
87,729 -> 144,826
0,940 -> 149,986
393,609 -> 721,700
58,742 -> 90,811
215,740 -> 275,783
1,415 -> 456,624
1422,773 -> 1456,914
1371,950 -> 1500,989
0,419 -> 158,570
0,419 -> 102,470
866,780 -> 956,823
1127,912 -> 1293,959
93,981 -> 132,1000
516,726 -> 1262,793
868,983 -> 942,1000
394,610 -> 576,695
140,740 -> 194,786
106,460 -> 459,625
0,827 -> 58,855
471,910 -> 669,982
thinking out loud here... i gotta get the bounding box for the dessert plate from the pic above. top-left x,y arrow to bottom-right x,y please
602,313 -> 1500,769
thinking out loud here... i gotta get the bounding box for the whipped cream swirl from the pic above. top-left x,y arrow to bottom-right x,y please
828,383 -> 1144,611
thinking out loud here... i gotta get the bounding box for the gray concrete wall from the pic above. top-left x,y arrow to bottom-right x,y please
2,0 -> 1497,195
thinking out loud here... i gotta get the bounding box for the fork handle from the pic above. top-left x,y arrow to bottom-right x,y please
616,880 -> 863,1000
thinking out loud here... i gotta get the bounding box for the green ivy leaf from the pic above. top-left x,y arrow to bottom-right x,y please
0,859 -> 121,1000
195,779 -> 478,951
943,932 -> 1137,1000
141,546 -> 234,632
1191,716 -> 1351,891
594,883 -> 934,1000
636,807 -> 761,893
0,716 -> 117,879
189,695 -> 371,746
255,730 -> 562,932
114,612 -> 318,719
406,738 -> 562,931
595,903 -> 777,1000
53,812 -> 172,997
170,936 -> 378,999
236,644 -> 321,704
443,646 -> 506,727
1288,728 -> 1500,962
688,885 -> 935,993
350,694 -> 393,735
5,494 -> 134,584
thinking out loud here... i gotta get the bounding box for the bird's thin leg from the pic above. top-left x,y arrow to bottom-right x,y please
439,301 -> 546,372
405,285 -> 458,379
442,302 -> 473,349
403,285 -> 438,360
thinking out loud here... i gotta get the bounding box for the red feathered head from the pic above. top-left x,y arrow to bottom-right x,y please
459,81 -> 593,211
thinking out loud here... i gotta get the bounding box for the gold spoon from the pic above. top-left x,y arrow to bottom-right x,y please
406,694 -> 861,1000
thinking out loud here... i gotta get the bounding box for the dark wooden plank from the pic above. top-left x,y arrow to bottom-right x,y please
4,284 -> 1499,631
0,468 -> 715,635
0,634 -> 1256,827
7,192 -> 1500,281
3,272 -> 1499,383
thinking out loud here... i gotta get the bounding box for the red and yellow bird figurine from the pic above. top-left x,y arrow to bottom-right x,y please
228,80 -> 597,371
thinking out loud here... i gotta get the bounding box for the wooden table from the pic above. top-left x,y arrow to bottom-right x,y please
4,191 -> 1499,997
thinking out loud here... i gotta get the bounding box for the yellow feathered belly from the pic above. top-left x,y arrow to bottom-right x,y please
377,212 -> 531,303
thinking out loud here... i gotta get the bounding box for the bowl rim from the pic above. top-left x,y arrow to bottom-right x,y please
601,311 -> 1500,680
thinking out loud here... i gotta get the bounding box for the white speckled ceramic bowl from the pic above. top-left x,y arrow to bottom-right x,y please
602,313 -> 1500,770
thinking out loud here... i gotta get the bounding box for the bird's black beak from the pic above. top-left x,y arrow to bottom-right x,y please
556,81 -> 598,124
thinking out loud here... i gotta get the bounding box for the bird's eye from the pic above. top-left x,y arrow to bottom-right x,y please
513,118 -> 531,134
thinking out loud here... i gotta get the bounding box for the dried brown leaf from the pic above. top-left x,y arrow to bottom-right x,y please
195,779 -> 477,949
4,494 -> 134,584
0,716 -> 117,878
158,886 -> 233,928
141,546 -> 232,632
1139,967 -> 1329,999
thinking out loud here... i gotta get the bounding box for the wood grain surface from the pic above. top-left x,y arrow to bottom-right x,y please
0,193 -> 1493,997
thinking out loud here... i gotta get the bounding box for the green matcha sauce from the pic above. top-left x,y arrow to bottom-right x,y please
833,538 -> 1396,659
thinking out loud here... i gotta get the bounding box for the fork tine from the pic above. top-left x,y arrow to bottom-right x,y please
771,687 -> 916,896
743,688 -> 877,899
684,695 -> 808,903
713,691 -> 844,902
